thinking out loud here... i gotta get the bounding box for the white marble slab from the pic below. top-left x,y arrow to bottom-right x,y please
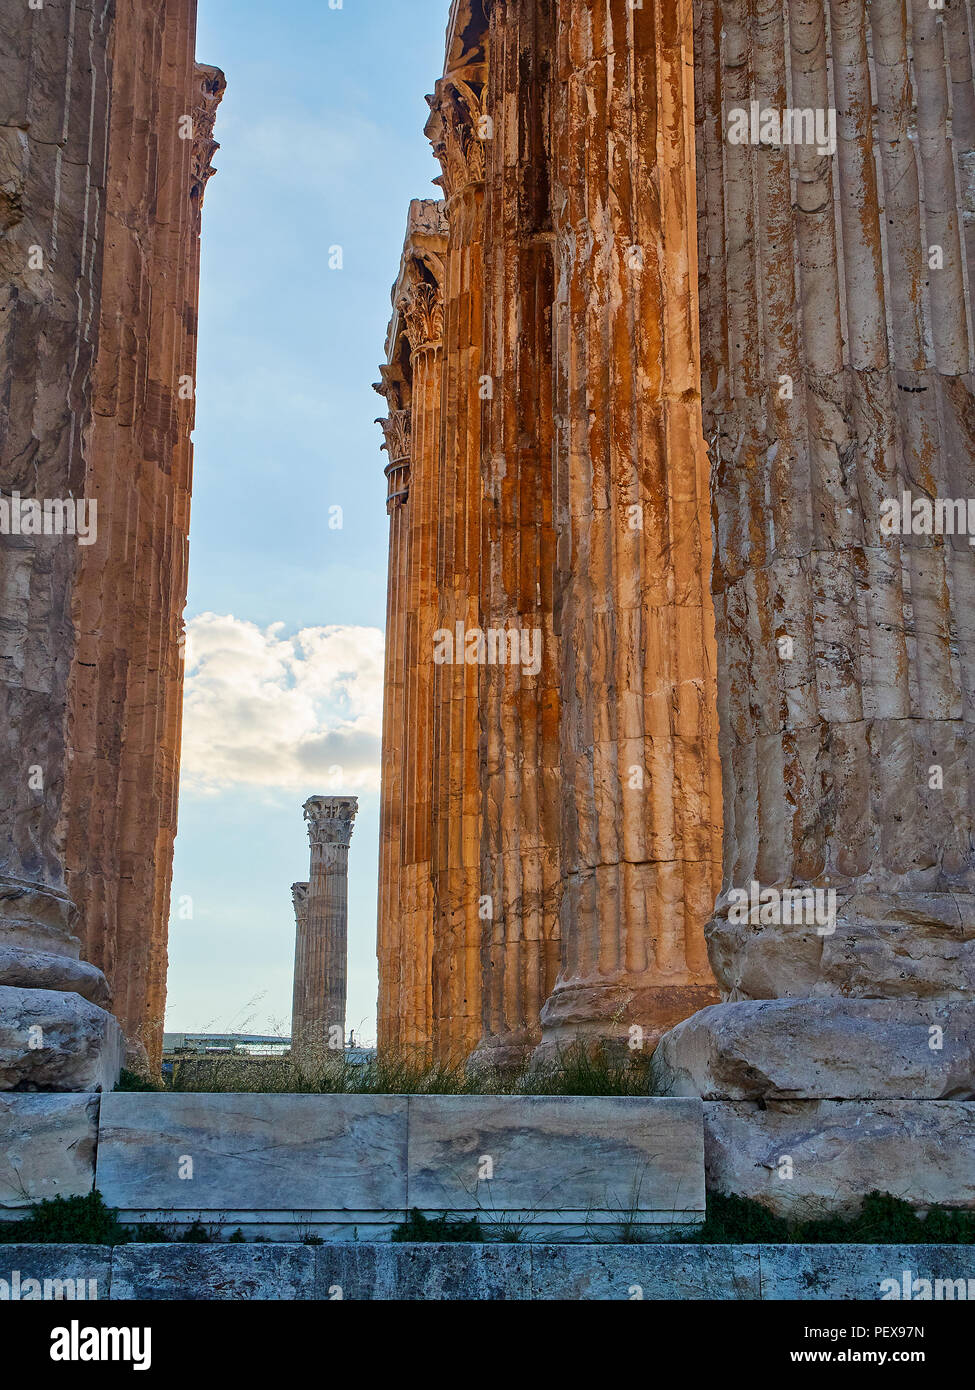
406,1095 -> 705,1227
96,1093 -> 409,1215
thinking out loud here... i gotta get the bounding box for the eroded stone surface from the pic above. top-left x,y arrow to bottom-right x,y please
406,1095 -> 705,1227
315,1243 -> 531,1301
96,1093 -> 409,1215
758,1246 -> 975,1302
110,1244 -> 315,1301
653,999 -> 975,1100
0,1247 -> 109,1301
0,946 -> 110,1008
0,1094 -> 98,1207
704,1101 -> 975,1216
0,989 -> 122,1093
530,1244 -> 760,1301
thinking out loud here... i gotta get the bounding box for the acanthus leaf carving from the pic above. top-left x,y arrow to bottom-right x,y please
398,279 -> 445,353
426,77 -> 487,200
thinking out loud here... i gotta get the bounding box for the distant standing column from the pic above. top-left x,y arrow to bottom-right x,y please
292,797 -> 358,1063
289,881 -> 309,1053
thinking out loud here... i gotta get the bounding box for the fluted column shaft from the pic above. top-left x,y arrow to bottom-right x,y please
376,409 -> 411,1049
63,0 -> 224,1070
537,0 -> 722,1056
289,880 -> 309,1048
0,0 -> 122,1089
473,0 -> 563,1069
293,798 -> 357,1062
375,204 -> 446,1055
399,287 -> 445,1054
692,0 -> 975,1005
427,74 -> 487,1060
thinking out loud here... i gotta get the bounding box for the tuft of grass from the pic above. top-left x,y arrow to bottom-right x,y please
391,1209 -> 486,1243
692,1190 -> 975,1245
0,1192 -> 130,1246
518,1045 -> 657,1097
115,1067 -> 163,1092
178,1219 -> 215,1244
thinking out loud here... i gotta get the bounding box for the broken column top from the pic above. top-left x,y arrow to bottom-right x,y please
303,796 -> 359,848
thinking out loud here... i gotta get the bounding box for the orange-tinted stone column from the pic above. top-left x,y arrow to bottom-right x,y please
536,0 -> 721,1059
63,0 -> 224,1070
472,0 -> 564,1070
426,58 -> 488,1061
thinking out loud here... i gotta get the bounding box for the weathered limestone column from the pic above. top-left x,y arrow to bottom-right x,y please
289,881 -> 309,1052
63,0 -> 225,1071
396,227 -> 447,1056
375,203 -> 447,1054
375,398 -> 412,1050
292,797 -> 357,1064
655,0 -> 975,1175
534,0 -> 722,1060
426,38 -> 488,1060
471,0 -> 564,1070
0,0 -> 123,1089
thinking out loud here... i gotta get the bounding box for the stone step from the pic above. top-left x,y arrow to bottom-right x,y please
3,1242 -> 974,1301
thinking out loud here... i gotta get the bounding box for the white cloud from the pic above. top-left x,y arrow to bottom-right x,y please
180,613 -> 383,794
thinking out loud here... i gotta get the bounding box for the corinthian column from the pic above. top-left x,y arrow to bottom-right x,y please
292,797 -> 357,1063
375,397 -> 412,1050
395,222 -> 447,1056
425,37 -> 488,1060
656,0 -> 975,1110
289,880 -> 309,1053
0,0 -> 122,1090
536,0 -> 722,1059
64,0 -> 225,1072
470,0 -> 564,1070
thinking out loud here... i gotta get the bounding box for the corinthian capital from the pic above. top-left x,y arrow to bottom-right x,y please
398,279 -> 445,353
426,77 -> 487,200
303,796 -> 359,848
191,64 -> 227,208
291,882 -> 309,925
376,408 -> 411,463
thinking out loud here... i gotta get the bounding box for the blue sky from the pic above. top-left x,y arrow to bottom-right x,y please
165,0 -> 448,1041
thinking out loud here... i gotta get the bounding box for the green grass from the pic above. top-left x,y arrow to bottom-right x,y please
114,1067 -> 162,1092
0,1192 -> 131,1245
391,1210 -> 485,1243
691,1191 -> 975,1245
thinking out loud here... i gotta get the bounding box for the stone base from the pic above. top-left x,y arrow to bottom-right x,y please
704,1100 -> 975,1217
0,987 -> 123,1092
651,998 -> 975,1100
5,1242 -> 974,1300
535,979 -> 720,1063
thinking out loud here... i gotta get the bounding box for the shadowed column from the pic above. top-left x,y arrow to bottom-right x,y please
0,0 -> 123,1090
655,0 -> 975,1107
